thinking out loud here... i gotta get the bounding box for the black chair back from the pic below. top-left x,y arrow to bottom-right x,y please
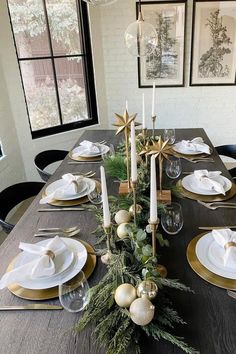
0,182 -> 44,234
215,145 -> 236,179
34,150 -> 68,182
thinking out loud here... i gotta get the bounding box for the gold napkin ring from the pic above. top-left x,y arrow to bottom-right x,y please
44,250 -> 55,260
224,242 -> 236,250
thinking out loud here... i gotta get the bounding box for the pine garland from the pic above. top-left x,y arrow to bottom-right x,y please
74,138 -> 199,354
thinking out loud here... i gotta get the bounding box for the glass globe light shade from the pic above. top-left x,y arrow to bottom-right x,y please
124,14 -> 157,57
83,0 -> 117,6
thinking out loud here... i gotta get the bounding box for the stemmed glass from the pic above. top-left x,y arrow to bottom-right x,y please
59,271 -> 90,313
165,156 -> 182,179
161,203 -> 183,235
87,186 -> 102,205
163,129 -> 176,145
102,144 -> 115,161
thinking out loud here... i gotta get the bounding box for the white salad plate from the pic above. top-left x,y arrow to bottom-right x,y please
173,142 -> 210,155
182,174 -> 232,195
14,238 -> 87,289
196,232 -> 236,280
45,177 -> 96,201
72,144 -> 110,158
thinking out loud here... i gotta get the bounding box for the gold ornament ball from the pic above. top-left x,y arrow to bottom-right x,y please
137,280 -> 158,300
117,223 -> 130,239
114,210 -> 131,225
156,264 -> 168,278
114,283 -> 137,308
129,204 -> 143,216
129,298 -> 155,326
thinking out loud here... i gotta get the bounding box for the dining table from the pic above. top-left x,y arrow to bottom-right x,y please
0,128 -> 235,354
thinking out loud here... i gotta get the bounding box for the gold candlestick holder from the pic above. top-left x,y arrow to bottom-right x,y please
148,218 -> 167,278
124,127 -> 131,190
151,115 -> 156,139
131,181 -> 137,225
103,225 -> 112,252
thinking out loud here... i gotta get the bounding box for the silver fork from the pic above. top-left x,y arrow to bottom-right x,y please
197,200 -> 236,210
181,157 -> 214,163
227,290 -> 236,299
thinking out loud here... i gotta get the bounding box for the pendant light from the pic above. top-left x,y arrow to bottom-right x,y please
83,0 -> 117,5
124,0 -> 157,57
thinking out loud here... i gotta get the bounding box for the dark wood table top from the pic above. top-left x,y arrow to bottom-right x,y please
0,128 -> 235,354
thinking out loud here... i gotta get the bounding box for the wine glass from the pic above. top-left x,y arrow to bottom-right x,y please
102,144 -> 115,162
59,271 -> 90,313
161,203 -> 183,235
87,185 -> 102,205
163,129 -> 176,145
165,156 -> 182,179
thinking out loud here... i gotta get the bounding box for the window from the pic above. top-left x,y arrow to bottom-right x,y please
7,0 -> 98,139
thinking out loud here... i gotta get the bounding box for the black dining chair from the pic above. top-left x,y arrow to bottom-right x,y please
0,182 -> 45,234
215,145 -> 236,179
34,150 -> 68,182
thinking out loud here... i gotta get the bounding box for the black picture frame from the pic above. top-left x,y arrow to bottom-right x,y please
137,0 -> 187,88
190,0 -> 236,86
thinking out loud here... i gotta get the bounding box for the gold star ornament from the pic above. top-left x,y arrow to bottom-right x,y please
113,110 -> 141,136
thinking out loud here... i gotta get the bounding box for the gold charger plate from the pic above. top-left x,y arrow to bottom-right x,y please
7,240 -> 97,300
172,147 -> 213,158
42,180 -> 101,207
69,151 -> 102,162
187,233 -> 236,290
177,179 -> 236,202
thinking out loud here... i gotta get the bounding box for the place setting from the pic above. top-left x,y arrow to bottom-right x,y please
177,169 -> 236,202
39,173 -> 100,208
172,137 -> 214,163
0,235 -> 96,301
187,228 -> 236,290
68,140 -> 110,163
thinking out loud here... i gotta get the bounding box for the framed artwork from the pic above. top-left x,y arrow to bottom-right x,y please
138,1 -> 186,88
190,0 -> 236,86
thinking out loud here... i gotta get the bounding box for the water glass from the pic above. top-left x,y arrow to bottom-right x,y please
165,156 -> 182,179
88,186 -> 102,205
59,271 -> 90,312
163,129 -> 176,145
161,203 -> 183,235
102,144 -> 115,161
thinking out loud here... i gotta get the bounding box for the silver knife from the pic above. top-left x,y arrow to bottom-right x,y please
38,208 -> 93,212
199,226 -> 236,230
0,304 -> 63,310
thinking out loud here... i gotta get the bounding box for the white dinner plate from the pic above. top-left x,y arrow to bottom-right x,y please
182,174 -> 232,195
71,144 -> 110,158
14,238 -> 88,289
45,177 -> 96,201
196,232 -> 236,279
173,142 -> 210,155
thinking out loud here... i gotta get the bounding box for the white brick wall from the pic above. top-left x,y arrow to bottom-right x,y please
91,0 -> 236,146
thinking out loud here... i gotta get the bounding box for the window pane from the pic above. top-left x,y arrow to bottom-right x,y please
8,0 -> 50,58
46,0 -> 81,56
55,57 -> 88,124
20,59 -> 60,131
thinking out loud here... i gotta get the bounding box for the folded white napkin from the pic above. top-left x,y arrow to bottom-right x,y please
0,236 -> 68,289
212,229 -> 236,267
194,170 -> 225,195
72,140 -> 101,157
177,137 -> 210,154
40,173 -> 83,204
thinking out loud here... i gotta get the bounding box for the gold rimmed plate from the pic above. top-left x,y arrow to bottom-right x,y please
7,240 -> 97,300
41,180 -> 101,207
187,233 -> 236,290
69,151 -> 102,162
177,179 -> 236,202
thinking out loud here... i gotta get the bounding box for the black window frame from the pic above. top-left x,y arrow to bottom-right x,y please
7,0 -> 98,139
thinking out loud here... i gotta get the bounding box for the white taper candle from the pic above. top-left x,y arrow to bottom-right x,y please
150,155 -> 158,223
142,93 -> 146,129
151,82 -> 155,117
130,120 -> 137,182
100,166 -> 111,228
125,100 -> 129,112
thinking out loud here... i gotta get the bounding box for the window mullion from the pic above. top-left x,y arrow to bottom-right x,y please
42,0 -> 63,125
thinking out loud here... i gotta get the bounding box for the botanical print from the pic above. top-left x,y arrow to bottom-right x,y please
139,2 -> 186,87
198,9 -> 232,78
191,1 -> 236,85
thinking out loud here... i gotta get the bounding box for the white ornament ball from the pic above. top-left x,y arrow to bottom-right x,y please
114,283 -> 137,308
129,298 -> 155,326
101,251 -> 111,265
117,223 -> 130,239
115,210 -> 131,225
